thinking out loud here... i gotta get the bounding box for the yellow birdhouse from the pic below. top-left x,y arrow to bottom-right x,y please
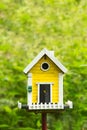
18,48 -> 73,111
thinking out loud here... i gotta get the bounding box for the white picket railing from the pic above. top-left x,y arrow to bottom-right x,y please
28,103 -> 64,110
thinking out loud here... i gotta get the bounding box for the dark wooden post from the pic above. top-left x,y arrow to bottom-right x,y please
42,112 -> 47,130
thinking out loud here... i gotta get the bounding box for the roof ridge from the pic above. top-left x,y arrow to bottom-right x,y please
23,48 -> 67,74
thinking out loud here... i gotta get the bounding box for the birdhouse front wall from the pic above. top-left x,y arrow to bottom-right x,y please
28,55 -> 63,105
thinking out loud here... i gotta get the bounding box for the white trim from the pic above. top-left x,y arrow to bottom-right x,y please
24,49 -> 45,73
27,73 -> 32,106
49,51 -> 54,57
28,73 -> 32,85
65,100 -> 73,109
36,82 -> 54,85
37,84 -> 40,103
59,73 -> 63,108
23,48 -> 67,74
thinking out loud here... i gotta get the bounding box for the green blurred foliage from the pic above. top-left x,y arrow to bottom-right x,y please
0,0 -> 87,129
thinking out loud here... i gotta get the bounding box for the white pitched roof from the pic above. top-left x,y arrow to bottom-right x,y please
23,48 -> 67,74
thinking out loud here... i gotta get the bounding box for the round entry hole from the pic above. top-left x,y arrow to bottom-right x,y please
41,62 -> 49,71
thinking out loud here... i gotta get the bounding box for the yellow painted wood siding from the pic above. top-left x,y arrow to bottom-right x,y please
29,55 -> 61,103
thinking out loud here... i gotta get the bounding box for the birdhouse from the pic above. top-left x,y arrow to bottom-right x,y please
18,48 -> 73,111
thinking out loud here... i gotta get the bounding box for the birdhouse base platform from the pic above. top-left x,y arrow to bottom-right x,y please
18,101 -> 73,113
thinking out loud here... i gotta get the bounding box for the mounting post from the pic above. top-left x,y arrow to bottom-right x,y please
42,112 -> 47,130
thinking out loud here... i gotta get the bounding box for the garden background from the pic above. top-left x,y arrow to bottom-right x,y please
0,0 -> 87,130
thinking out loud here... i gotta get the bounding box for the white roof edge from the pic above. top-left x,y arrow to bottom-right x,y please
45,51 -> 67,73
23,49 -> 45,73
23,48 -> 67,74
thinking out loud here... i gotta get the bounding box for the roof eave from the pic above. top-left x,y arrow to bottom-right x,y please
23,49 -> 46,74
23,48 -> 67,74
